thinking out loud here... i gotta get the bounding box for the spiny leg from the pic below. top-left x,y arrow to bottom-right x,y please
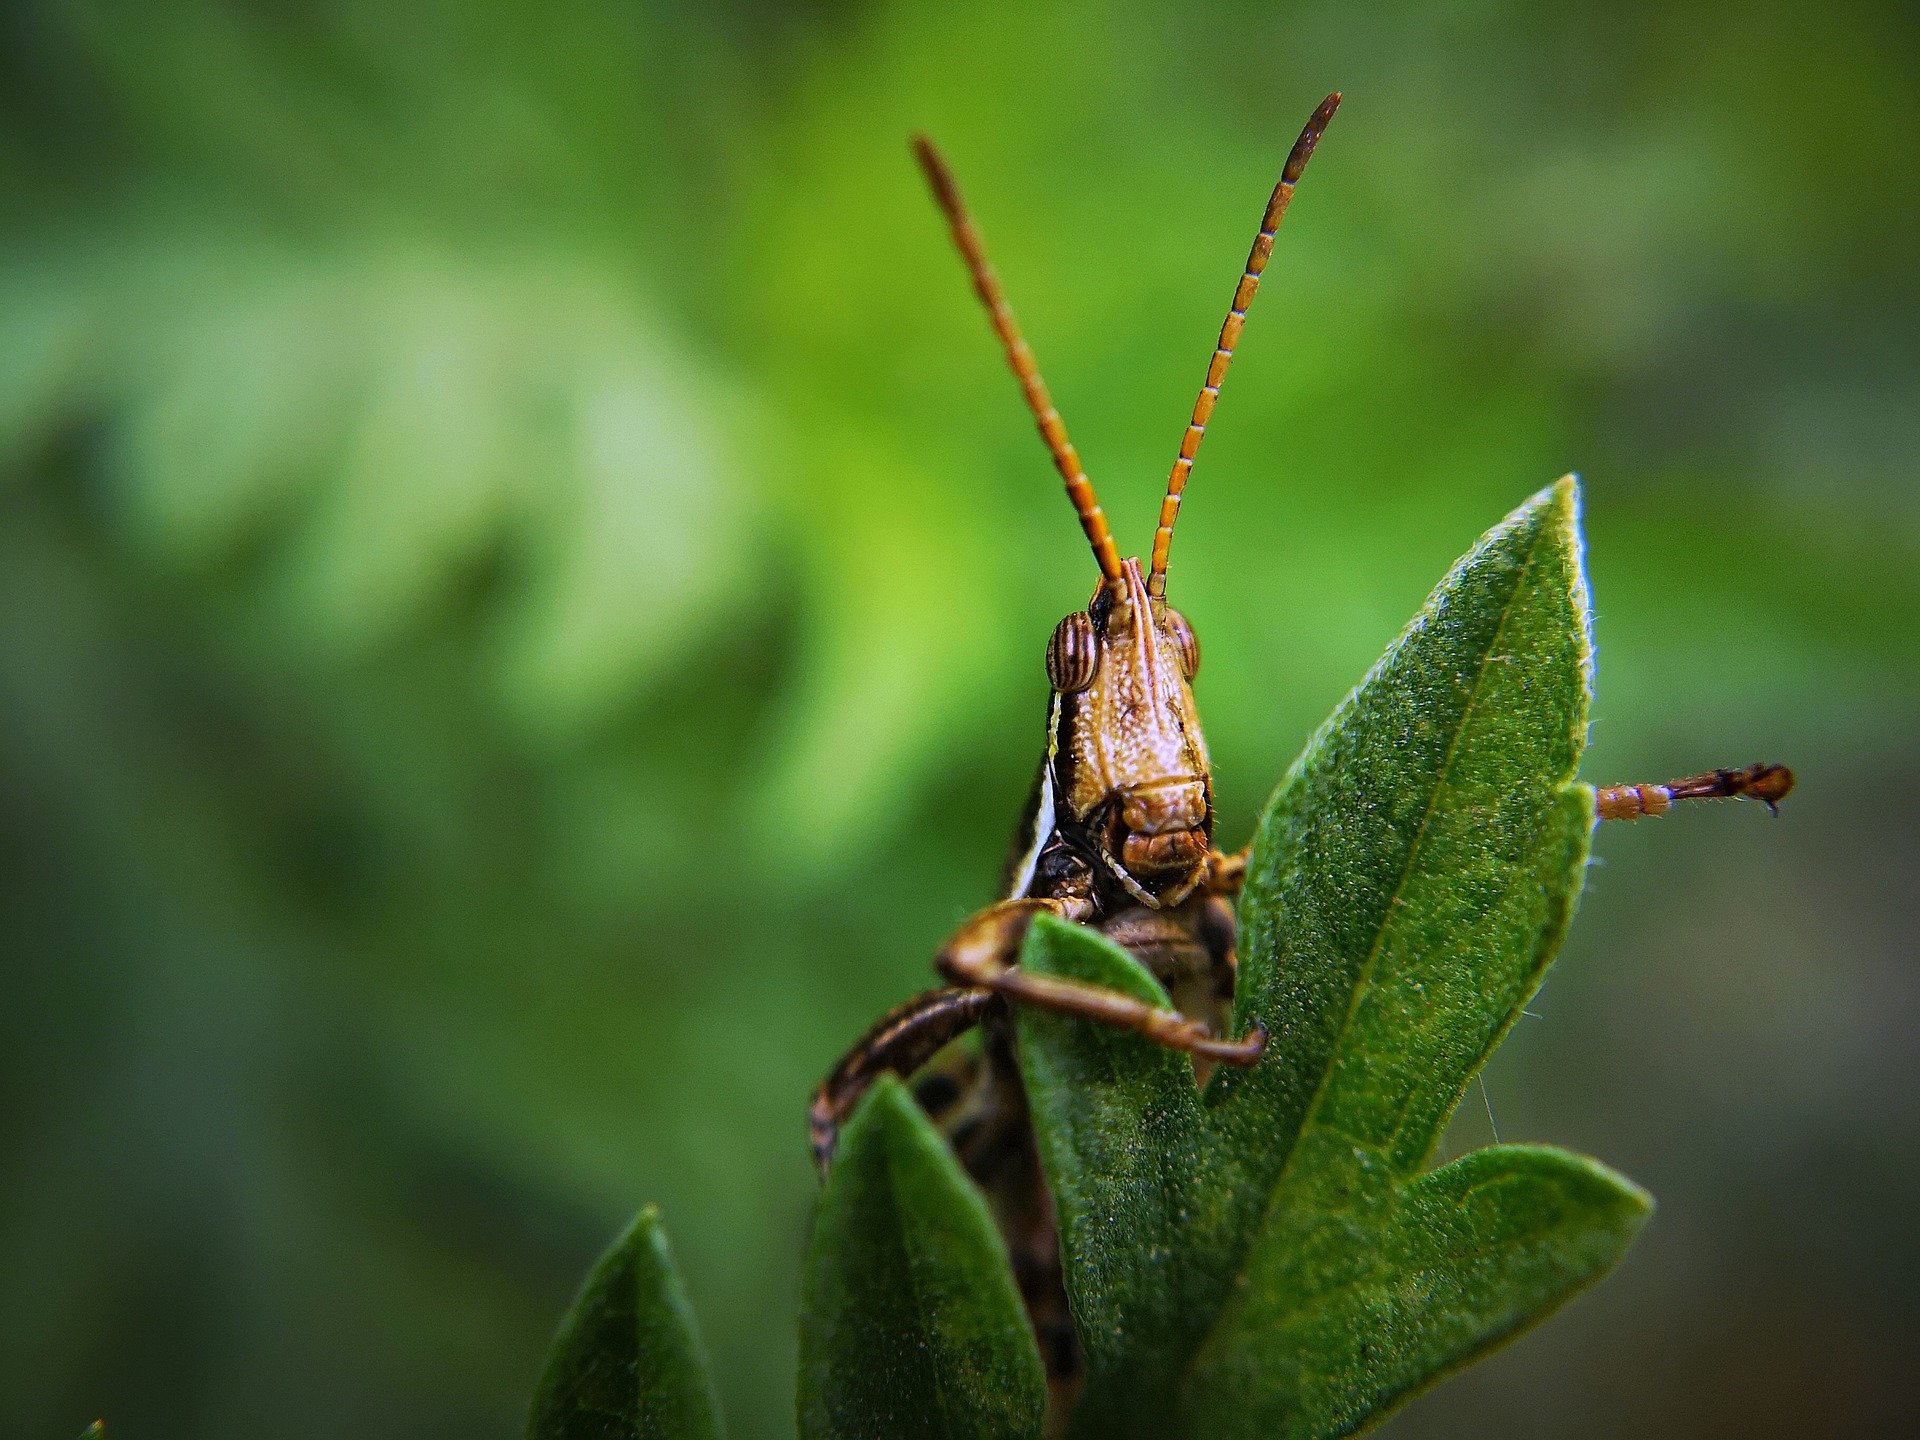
934,898 -> 1267,1066
1595,763 -> 1795,821
809,986 -> 996,1175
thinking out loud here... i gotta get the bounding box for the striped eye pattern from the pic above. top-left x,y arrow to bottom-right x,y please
1165,607 -> 1200,679
1046,611 -> 1099,693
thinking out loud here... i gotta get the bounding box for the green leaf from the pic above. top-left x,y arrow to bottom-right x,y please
528,1206 -> 724,1440
1015,479 -> 1632,1436
1013,915 -> 1209,1436
1200,476 -> 1611,1430
77,1424 -> 106,1440
798,1075 -> 1046,1440
1211,477 -> 1596,1208
1188,1146 -> 1647,1439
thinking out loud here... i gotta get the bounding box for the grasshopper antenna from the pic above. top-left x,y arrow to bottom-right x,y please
1147,91 -> 1341,598
913,135 -> 1127,591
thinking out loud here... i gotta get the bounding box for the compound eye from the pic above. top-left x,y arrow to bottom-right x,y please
1046,611 -> 1099,693
1165,607 -> 1200,679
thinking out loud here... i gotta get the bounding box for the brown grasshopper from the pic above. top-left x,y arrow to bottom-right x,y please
808,91 -> 1793,1388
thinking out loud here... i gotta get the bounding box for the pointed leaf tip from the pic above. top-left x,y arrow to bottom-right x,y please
1223,475 -> 1596,1182
799,1076 -> 1045,1440
529,1205 -> 724,1440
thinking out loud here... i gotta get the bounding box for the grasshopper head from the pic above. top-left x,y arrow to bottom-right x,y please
1045,557 -> 1210,906
916,95 -> 1341,907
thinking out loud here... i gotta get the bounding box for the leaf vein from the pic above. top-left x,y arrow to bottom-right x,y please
1262,518 -> 1551,1204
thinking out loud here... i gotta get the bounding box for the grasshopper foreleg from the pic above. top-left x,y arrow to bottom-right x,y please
934,898 -> 1268,1068
810,895 -> 1271,1175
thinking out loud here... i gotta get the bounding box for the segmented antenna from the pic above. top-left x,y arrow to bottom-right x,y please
1147,91 -> 1341,598
912,136 -> 1126,590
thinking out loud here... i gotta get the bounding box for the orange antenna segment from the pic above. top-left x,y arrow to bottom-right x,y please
1147,91 -> 1341,598
913,135 -> 1126,590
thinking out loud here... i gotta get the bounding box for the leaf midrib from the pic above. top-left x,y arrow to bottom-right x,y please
1195,514 -> 1553,1365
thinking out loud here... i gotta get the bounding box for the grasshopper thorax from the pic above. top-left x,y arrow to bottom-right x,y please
1045,557 -> 1211,908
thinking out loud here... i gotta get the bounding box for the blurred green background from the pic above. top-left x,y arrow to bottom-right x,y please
3,1 -> 1915,1436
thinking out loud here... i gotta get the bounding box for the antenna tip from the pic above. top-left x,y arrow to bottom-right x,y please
1283,91 -> 1343,183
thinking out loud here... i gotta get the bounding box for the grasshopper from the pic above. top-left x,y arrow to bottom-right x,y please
808,91 -> 1793,1390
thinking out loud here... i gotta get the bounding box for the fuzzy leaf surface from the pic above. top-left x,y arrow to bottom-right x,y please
798,1076 -> 1045,1440
1187,1144 -> 1647,1438
1014,917 -> 1209,1433
528,1206 -> 724,1440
